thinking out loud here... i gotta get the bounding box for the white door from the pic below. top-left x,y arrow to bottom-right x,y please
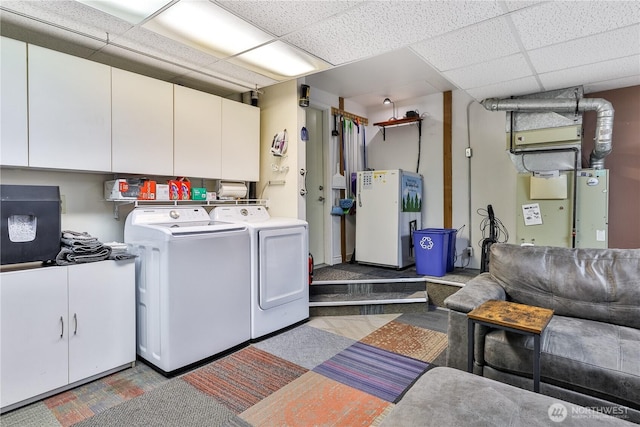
174,85 -> 222,178
258,226 -> 308,309
67,261 -> 136,383
28,45 -> 111,171
112,68 -> 174,175
1,267 -> 69,408
305,108 -> 325,265
221,99 -> 260,181
0,37 -> 28,167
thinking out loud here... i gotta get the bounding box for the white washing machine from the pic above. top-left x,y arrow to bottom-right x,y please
124,206 -> 251,375
211,206 -> 309,339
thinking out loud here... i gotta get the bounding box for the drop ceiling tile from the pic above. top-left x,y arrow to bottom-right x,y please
0,1 -> 132,39
283,1 -> 504,66
529,24 -> 640,74
217,0 -> 362,36
443,54 -> 533,90
465,76 -> 541,101
539,55 -> 640,91
502,1 -> 546,13
109,27 -> 221,68
583,75 -> 640,94
510,1 -> 640,50
0,10 -> 107,57
411,16 -> 520,72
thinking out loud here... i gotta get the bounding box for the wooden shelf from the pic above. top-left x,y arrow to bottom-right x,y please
373,116 -> 422,127
373,116 -> 422,140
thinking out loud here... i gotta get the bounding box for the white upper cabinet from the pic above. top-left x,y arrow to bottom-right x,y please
221,99 -> 260,181
112,68 -> 174,175
28,44 -> 111,171
174,85 -> 222,179
0,37 -> 28,167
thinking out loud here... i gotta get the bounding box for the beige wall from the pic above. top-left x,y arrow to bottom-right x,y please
258,80 -> 305,219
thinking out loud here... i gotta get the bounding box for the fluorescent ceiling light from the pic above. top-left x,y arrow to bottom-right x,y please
231,41 -> 329,80
142,0 -> 273,58
76,0 -> 173,24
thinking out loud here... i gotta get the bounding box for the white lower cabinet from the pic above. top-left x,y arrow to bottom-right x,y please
0,261 -> 135,412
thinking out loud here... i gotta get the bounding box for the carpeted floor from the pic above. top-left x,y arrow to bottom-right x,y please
1,312 -> 449,427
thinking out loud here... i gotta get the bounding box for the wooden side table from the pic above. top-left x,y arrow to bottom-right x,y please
467,299 -> 554,393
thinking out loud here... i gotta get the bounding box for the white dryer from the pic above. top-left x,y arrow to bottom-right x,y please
124,206 -> 250,375
211,206 -> 309,339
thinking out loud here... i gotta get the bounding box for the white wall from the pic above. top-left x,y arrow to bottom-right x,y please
357,90 -> 518,270
0,168 -> 124,242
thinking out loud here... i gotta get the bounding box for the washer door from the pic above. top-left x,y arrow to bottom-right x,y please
258,226 -> 308,310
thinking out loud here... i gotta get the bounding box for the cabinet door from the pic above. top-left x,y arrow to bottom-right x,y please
221,99 -> 260,181
28,45 -> 111,171
67,261 -> 135,383
112,68 -> 174,175
0,37 -> 28,167
1,267 -> 69,409
174,85 -> 222,178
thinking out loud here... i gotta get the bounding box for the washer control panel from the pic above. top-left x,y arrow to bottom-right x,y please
131,207 -> 210,224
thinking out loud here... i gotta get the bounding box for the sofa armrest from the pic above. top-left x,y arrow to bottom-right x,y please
444,273 -> 506,313
444,273 -> 506,372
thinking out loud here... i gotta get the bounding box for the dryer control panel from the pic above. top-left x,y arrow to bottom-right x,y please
212,206 -> 270,223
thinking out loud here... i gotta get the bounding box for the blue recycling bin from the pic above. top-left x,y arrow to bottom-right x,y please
413,229 -> 450,277
420,228 -> 458,272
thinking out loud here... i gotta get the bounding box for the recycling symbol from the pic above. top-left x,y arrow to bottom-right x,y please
420,236 -> 434,250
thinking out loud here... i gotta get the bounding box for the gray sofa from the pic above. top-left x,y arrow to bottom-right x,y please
444,243 -> 640,423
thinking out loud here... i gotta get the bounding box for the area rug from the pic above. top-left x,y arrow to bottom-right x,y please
74,379 -> 249,427
313,342 -> 430,402
360,320 -> 448,362
240,371 -> 392,427
182,346 -> 308,413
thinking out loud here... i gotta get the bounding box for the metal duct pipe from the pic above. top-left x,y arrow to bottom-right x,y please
481,97 -> 614,169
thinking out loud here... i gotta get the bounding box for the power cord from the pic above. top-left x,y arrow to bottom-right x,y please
477,207 -> 509,247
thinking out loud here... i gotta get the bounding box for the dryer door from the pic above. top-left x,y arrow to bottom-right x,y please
258,226 -> 308,309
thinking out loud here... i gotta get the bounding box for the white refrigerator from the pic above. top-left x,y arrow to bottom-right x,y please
355,169 -> 423,268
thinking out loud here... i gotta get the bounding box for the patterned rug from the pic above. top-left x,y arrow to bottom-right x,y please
1,312 -> 449,427
313,342 -> 430,403
240,371 -> 391,427
360,320 -> 448,362
182,346 -> 307,413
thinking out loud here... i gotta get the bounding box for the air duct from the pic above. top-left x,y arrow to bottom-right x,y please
481,97 -> 614,169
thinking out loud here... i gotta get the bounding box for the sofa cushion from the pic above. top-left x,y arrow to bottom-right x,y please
489,244 -> 640,329
482,315 -> 640,409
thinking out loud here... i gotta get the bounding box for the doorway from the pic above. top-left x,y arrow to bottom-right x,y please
305,107 -> 326,266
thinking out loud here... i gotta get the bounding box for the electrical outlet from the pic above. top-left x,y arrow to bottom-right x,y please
465,246 -> 473,257
60,194 -> 66,214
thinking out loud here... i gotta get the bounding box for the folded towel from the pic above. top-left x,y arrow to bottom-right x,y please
109,252 -> 137,261
62,230 -> 95,241
56,246 -> 112,265
56,230 -> 116,265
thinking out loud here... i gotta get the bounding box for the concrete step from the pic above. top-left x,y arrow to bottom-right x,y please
309,278 -> 430,315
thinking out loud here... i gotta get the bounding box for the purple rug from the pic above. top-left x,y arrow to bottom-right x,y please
313,342 -> 430,402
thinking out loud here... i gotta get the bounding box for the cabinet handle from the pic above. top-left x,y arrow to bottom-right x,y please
74,313 -> 78,335
60,316 -> 64,338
